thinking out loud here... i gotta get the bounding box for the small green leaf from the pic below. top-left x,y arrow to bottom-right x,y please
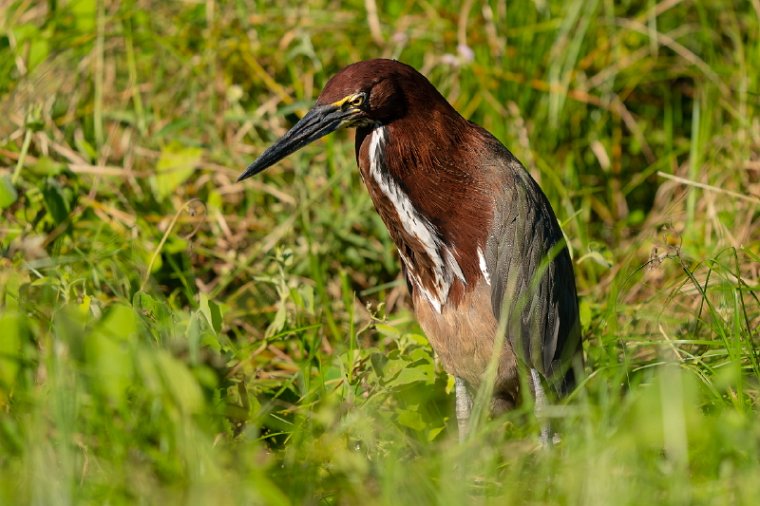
375,324 -> 401,338
299,285 -> 315,314
32,156 -> 65,176
78,295 -> 91,316
153,143 -> 202,200
579,299 -> 593,329
42,179 -> 73,224
74,134 -> 97,162
267,303 -> 288,338
199,293 -> 223,334
0,175 -> 17,209
207,189 -> 222,210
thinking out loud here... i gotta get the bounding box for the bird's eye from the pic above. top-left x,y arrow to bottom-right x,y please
348,93 -> 365,108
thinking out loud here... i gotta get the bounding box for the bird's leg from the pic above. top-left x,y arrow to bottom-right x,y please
530,368 -> 553,447
455,376 -> 473,442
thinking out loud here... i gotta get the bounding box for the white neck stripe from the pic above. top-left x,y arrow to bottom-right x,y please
368,127 -> 465,313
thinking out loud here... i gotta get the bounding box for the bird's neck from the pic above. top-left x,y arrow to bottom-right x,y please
355,117 -> 494,311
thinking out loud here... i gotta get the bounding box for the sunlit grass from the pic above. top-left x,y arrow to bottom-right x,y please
1,0 -> 758,504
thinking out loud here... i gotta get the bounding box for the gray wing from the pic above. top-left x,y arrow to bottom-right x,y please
484,155 -> 581,396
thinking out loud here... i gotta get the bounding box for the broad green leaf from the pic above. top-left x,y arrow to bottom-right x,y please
69,0 -> 96,33
98,304 -> 138,342
135,348 -> 162,395
396,407 -> 426,431
0,312 -> 22,397
153,143 -> 202,200
87,332 -> 133,407
10,23 -> 38,44
27,38 -> 49,71
405,347 -> 431,362
386,363 -> 434,388
0,271 -> 25,310
164,235 -> 188,254
187,311 -> 204,363
427,426 -> 446,442
133,291 -> 173,331
155,350 -> 204,414
81,304 -> 138,406
207,189 -> 222,210
9,23 -> 48,72
625,365 -> 703,451
322,365 -> 343,384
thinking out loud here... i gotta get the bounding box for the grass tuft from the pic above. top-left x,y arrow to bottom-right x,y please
1,0 -> 758,504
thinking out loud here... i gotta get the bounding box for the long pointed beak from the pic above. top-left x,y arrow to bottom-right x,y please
238,104 -> 347,182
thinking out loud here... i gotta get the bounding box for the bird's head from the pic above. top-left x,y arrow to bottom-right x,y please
237,59 -> 439,181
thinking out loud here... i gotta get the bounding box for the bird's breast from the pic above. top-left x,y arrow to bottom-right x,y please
413,279 -> 519,399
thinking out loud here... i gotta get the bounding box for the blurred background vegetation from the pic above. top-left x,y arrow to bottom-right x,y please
1,0 -> 758,504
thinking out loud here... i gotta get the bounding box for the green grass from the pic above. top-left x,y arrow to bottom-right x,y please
1,0 -> 759,504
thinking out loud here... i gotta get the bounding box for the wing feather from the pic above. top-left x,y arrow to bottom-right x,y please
484,151 -> 581,395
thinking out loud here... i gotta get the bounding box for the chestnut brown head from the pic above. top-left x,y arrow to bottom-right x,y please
237,59 -> 443,181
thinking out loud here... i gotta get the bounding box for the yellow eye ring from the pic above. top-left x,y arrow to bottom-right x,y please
348,93 -> 365,108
